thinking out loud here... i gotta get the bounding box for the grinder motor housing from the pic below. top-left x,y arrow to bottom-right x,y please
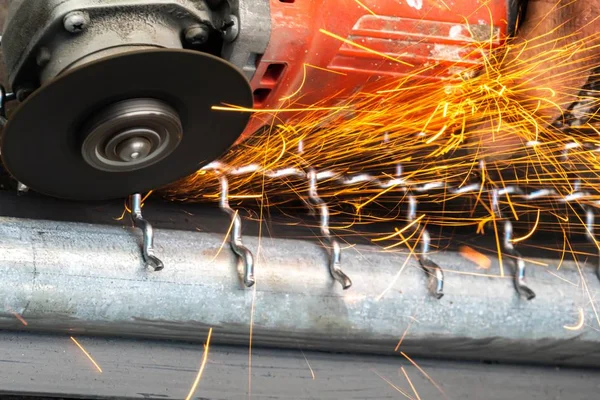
1,0 -> 514,200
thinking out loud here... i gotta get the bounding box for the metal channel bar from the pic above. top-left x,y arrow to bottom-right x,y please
1,332 -> 599,400
0,216 -> 599,367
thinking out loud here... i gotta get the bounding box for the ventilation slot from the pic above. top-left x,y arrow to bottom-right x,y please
253,88 -> 272,107
261,63 -> 287,85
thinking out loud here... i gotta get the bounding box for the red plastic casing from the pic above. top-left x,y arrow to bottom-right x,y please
242,0 -> 509,140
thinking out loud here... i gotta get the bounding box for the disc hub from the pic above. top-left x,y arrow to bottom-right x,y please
81,98 -> 182,172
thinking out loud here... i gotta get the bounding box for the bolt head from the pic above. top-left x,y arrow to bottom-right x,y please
223,15 -> 239,43
64,11 -> 89,33
184,25 -> 210,46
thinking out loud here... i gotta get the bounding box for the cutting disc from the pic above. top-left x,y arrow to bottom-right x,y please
1,49 -> 253,200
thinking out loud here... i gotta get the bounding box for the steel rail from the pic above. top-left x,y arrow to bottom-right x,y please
1,216 -> 599,367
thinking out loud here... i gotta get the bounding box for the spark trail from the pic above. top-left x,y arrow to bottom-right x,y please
164,2 -> 600,282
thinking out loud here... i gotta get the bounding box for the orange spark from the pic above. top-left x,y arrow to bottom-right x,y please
371,368 -> 415,400
281,63 -> 346,101
318,29 -> 413,66
185,327 -> 213,400
305,63 -> 347,76
545,269 -> 579,287
400,352 -> 448,400
442,269 -> 507,278
70,337 -> 103,373
6,306 -> 28,326
511,209 -> 541,243
459,245 -> 491,270
401,366 -> 422,400
563,308 -> 585,331
491,214 -> 505,278
565,237 -> 600,329
354,0 -> 376,15
212,105 -> 346,113
300,348 -> 316,380
209,209 -> 238,263
372,215 -> 426,242
395,317 -> 416,351
376,227 -> 425,300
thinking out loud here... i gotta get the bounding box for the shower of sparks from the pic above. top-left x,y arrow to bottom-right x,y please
184,327 -> 213,400
164,1 -> 600,301
70,337 -> 103,373
564,308 -> 585,331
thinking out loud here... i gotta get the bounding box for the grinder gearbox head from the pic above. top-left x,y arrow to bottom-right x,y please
0,0 -> 257,201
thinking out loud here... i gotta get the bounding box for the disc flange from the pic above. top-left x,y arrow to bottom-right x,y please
1,49 -> 253,200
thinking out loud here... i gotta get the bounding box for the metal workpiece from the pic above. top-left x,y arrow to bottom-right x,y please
219,175 -> 255,287
307,169 -> 352,290
491,188 -> 536,300
129,193 -> 164,271
0,84 -> 15,125
0,216 -> 599,367
583,205 -> 600,280
406,193 -> 445,299
207,162 -> 351,289
202,145 -> 600,298
502,219 -> 536,299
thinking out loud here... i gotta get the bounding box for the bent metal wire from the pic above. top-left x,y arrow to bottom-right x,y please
1,85 -> 598,300
128,138 -> 600,301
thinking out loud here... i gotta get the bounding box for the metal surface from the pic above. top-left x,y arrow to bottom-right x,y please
2,0 -> 222,88
1,49 -> 253,200
2,332 -> 600,400
0,216 -> 600,367
222,0 -> 271,80
81,98 -> 183,172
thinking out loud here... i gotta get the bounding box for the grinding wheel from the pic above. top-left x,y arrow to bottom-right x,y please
1,49 -> 253,201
